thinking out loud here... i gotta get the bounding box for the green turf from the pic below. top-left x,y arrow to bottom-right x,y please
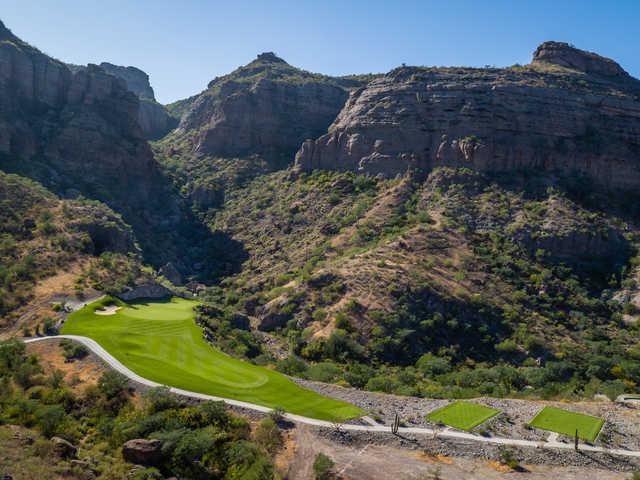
61,296 -> 363,422
528,406 -> 604,442
426,401 -> 500,431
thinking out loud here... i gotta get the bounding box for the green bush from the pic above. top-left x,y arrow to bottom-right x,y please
313,453 -> 335,480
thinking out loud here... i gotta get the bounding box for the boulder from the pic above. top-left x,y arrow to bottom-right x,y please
122,438 -> 162,466
118,283 -> 171,301
51,436 -> 78,459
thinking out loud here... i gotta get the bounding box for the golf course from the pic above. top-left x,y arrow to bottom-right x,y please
61,296 -> 363,421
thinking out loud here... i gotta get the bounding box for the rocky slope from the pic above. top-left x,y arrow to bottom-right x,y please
169,52 -> 362,166
98,61 -> 177,139
295,42 -> 640,191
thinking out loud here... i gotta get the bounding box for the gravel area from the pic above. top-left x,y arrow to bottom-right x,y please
315,427 -> 640,472
294,378 -> 640,451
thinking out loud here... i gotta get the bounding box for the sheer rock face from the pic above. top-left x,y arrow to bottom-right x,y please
295,42 -> 640,191
0,23 -> 160,208
98,62 -> 177,139
176,53 -> 350,163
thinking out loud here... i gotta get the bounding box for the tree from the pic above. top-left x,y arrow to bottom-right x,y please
34,404 -> 66,438
0,338 -> 26,371
98,371 -> 129,399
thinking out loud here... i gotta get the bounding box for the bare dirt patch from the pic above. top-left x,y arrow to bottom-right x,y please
26,339 -> 106,393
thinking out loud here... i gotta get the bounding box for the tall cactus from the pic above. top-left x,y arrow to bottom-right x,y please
391,412 -> 400,435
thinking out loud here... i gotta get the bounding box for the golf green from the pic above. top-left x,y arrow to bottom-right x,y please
528,406 -> 604,442
426,401 -> 500,431
61,297 -> 363,422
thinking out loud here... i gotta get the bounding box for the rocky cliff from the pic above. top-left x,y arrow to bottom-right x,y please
0,19 -> 227,280
295,42 -> 640,191
98,62 -> 156,99
173,52 -> 353,165
98,62 -> 177,139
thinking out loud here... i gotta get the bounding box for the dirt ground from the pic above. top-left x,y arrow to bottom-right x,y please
282,424 -> 630,480
26,339 -> 107,394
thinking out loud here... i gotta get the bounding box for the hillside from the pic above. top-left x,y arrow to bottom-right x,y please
152,42 -> 640,402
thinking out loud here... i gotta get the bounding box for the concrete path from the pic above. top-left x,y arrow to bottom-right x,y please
24,335 -> 640,460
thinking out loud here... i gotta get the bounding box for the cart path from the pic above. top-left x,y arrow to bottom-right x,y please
24,335 -> 640,460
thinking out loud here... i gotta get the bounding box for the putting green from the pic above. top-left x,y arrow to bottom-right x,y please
62,297 -> 363,422
528,406 -> 604,442
426,401 -> 500,431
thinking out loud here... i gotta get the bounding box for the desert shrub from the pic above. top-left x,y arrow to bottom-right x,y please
313,453 -> 335,480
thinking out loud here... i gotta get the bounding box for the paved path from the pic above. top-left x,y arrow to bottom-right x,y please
25,335 -> 640,460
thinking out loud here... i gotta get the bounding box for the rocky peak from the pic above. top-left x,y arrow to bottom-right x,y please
99,62 -> 155,100
255,51 -> 287,64
0,19 -> 15,41
532,41 -> 628,77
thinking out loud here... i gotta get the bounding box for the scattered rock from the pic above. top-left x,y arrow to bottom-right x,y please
122,438 -> 163,466
51,436 -> 78,459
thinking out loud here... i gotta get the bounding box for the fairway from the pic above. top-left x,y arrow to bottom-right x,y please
426,401 -> 500,431
529,406 -> 604,442
61,297 -> 363,422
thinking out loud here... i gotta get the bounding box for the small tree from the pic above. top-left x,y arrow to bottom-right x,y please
498,447 -> 520,470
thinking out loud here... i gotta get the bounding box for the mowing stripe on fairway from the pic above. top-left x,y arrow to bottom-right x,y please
61,296 -> 363,422
528,406 -> 604,442
426,400 -> 500,431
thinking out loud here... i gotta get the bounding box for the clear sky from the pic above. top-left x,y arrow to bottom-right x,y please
2,0 -> 638,104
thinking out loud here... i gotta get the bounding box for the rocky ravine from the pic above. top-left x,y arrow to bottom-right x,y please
295,41 -> 640,191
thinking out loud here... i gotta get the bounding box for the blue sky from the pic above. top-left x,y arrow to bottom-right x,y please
2,0 -> 638,104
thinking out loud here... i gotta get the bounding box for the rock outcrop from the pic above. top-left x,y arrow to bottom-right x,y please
98,62 -> 155,99
118,282 -> 171,301
532,41 -> 629,77
174,52 -> 352,165
122,439 -> 162,466
295,42 -> 640,191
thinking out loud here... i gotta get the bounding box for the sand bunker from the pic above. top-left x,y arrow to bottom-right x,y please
95,305 -> 121,316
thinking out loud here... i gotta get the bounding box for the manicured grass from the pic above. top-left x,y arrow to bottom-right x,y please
426,401 -> 500,431
61,297 -> 363,422
528,406 -> 604,442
